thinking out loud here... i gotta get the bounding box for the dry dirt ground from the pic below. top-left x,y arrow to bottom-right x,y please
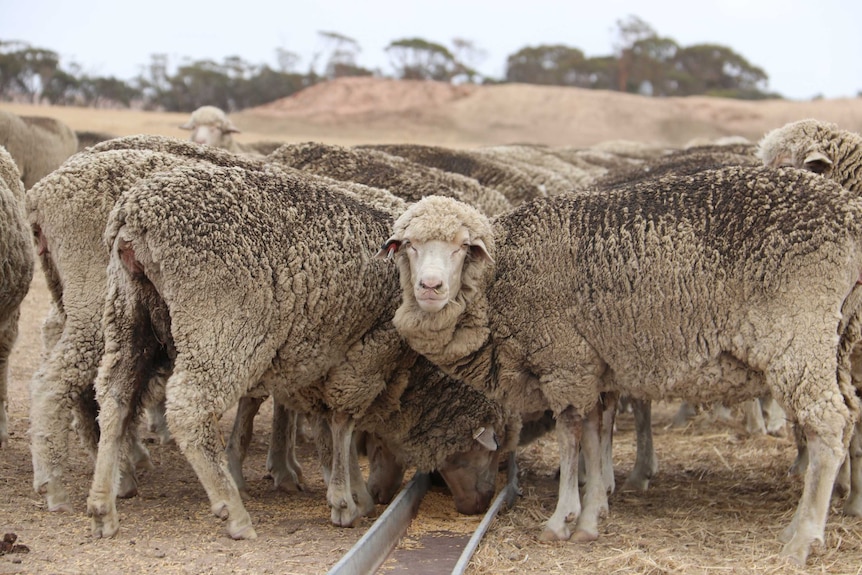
3,78 -> 862,574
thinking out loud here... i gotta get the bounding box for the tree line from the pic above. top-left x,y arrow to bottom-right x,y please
0,16 -> 783,113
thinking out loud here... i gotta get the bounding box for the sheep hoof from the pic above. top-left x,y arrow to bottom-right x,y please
87,503 -> 119,538
622,476 -> 650,491
228,518 -> 257,540
779,538 -> 815,567
572,528 -> 599,543
538,526 -> 570,542
330,506 -> 359,528
844,497 -> 862,517
46,487 -> 73,513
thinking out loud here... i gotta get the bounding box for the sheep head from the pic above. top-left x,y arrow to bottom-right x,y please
757,118 -> 838,177
376,195 -> 494,313
179,105 -> 241,147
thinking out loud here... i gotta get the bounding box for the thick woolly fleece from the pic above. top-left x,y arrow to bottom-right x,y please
267,141 -> 512,216
0,146 -> 34,447
595,143 -> 760,189
358,354 -> 510,471
0,110 -> 78,189
360,143 -> 549,206
757,118 -> 862,193
24,136 -> 271,507
387,166 -> 862,562
392,166 -> 862,423
474,144 -> 600,194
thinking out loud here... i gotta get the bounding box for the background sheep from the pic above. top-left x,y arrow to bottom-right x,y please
267,141 -> 512,216
757,118 -> 862,193
0,110 -> 78,189
74,130 -> 118,152
0,145 -> 34,447
379,166 -> 862,565
179,105 -> 270,156
359,142 -> 549,206
86,161 -> 503,541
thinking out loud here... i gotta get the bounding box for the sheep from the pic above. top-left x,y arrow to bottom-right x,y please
74,130 -> 118,152
267,142 -> 512,216
0,145 -> 34,448
377,165 -> 862,565
472,144 -> 589,195
316,354 -> 510,509
85,161 -> 504,540
757,117 -> 862,512
179,105 -> 264,156
0,110 -> 78,189
757,118 -> 862,193
25,135 -> 296,512
358,143 -> 549,206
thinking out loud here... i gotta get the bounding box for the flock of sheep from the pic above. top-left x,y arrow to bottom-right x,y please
2,103 -> 862,567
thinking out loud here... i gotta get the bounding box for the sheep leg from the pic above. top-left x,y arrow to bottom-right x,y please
779,430 -> 846,565
327,411 -> 364,527
266,401 -> 304,492
145,398 -> 173,445
599,392 -> 616,494
761,395 -> 788,436
844,418 -> 862,516
540,406 -> 582,541
88,275 -> 165,538
226,394 -> 266,496
623,398 -> 658,491
165,370 -> 256,540
30,321 -> 101,512
573,402 -> 608,542
742,398 -> 767,435
671,400 -> 697,428
366,433 -> 405,504
0,315 -> 15,448
349,431 -> 376,518
313,415 -> 333,486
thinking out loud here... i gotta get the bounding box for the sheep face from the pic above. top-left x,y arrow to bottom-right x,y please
376,195 -> 494,313
179,106 -> 240,148
436,426 -> 500,515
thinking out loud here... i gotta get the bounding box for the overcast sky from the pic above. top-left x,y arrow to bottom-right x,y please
4,0 -> 861,101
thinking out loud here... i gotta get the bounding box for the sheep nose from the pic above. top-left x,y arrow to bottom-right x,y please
419,278 -> 443,291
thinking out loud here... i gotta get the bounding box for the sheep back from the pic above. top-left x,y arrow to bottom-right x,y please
0,111 -> 78,189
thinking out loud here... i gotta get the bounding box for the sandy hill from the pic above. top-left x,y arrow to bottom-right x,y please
243,76 -> 862,148
3,76 -> 862,149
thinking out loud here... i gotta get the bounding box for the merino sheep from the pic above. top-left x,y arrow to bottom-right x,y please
25,135 -> 297,512
757,117 -> 862,513
0,145 -> 34,447
179,105 -> 263,156
378,166 -> 862,565
359,143 -> 549,206
757,118 -> 862,193
74,130 -> 118,152
0,110 -> 78,189
472,144 -> 587,195
267,142 -> 512,216
86,161 -> 503,540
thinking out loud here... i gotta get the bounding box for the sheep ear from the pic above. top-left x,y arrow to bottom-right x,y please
179,121 -> 195,130
473,426 -> 498,451
223,120 -> 241,134
803,151 -> 832,174
374,238 -> 401,260
470,238 -> 494,264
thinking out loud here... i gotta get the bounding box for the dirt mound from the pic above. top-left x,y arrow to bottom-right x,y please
247,77 -> 862,148
254,76 -> 477,119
